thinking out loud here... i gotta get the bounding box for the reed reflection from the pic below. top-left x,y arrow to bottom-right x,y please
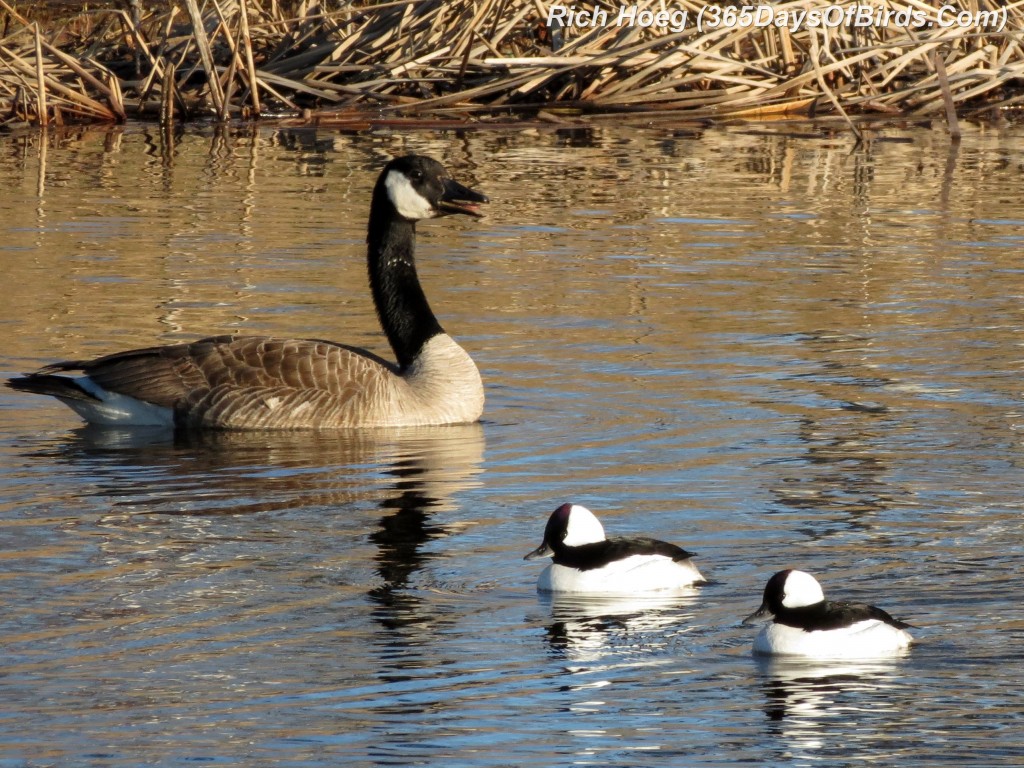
769,331 -> 907,533
774,413 -> 901,518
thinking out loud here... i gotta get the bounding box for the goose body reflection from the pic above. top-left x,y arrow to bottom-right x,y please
744,569 -> 914,659
524,503 -> 705,593
7,155 -> 488,430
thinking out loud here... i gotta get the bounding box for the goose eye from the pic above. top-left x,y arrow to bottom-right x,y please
408,169 -> 423,182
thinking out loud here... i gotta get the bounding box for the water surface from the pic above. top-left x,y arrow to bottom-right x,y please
2,121 -> 1024,766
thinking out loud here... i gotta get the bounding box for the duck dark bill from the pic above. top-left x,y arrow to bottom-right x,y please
742,602 -> 773,625
524,541 -> 554,561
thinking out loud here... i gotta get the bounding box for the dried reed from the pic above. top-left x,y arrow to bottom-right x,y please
1,0 -> 1022,128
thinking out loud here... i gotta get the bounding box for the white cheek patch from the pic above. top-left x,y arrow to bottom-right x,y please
385,170 -> 435,220
781,571 -> 826,607
563,505 -> 606,546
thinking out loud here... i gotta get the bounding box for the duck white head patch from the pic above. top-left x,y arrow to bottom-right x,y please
781,570 -> 826,608
563,504 -> 607,547
385,169 -> 435,220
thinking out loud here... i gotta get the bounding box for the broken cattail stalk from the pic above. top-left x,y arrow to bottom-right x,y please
33,22 -> 46,125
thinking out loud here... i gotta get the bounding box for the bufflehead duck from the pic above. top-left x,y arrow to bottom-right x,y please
743,569 -> 914,658
523,503 -> 705,593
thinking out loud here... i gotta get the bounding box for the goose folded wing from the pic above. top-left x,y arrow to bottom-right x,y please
51,335 -> 397,408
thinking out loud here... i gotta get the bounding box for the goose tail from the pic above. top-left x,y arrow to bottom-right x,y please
7,372 -> 100,404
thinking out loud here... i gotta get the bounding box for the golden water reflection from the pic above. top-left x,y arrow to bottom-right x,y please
2,120 -> 1024,766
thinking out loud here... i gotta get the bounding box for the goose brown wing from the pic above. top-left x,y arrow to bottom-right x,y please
44,335 -> 394,408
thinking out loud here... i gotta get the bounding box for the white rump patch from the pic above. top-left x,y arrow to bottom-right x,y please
64,377 -> 175,427
385,170 -> 435,220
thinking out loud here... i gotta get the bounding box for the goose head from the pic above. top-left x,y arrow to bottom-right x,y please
377,155 -> 488,222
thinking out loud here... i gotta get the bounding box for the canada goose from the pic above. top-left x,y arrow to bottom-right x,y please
7,155 -> 489,429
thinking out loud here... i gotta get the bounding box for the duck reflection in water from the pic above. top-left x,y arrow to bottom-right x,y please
539,592 -> 701,664
756,656 -> 912,760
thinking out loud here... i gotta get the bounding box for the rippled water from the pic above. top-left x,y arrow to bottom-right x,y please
2,120 -> 1024,766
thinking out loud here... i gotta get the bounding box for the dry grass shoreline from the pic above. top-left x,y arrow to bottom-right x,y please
1,1 -> 1022,133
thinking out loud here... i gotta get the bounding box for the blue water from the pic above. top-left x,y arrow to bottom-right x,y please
1,121 -> 1024,766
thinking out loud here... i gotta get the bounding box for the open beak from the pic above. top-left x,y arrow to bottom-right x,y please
742,602 -> 774,626
523,541 -> 553,561
438,177 -> 488,218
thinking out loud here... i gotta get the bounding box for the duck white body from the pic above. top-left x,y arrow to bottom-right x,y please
536,553 -> 704,594
752,619 -> 913,659
524,503 -> 705,594
744,569 -> 913,659
7,156 -> 488,430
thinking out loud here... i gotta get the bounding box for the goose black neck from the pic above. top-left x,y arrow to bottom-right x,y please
367,211 -> 444,371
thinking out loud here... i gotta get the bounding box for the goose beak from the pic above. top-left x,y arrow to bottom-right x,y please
439,177 -> 488,218
524,541 -> 553,561
742,601 -> 773,625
